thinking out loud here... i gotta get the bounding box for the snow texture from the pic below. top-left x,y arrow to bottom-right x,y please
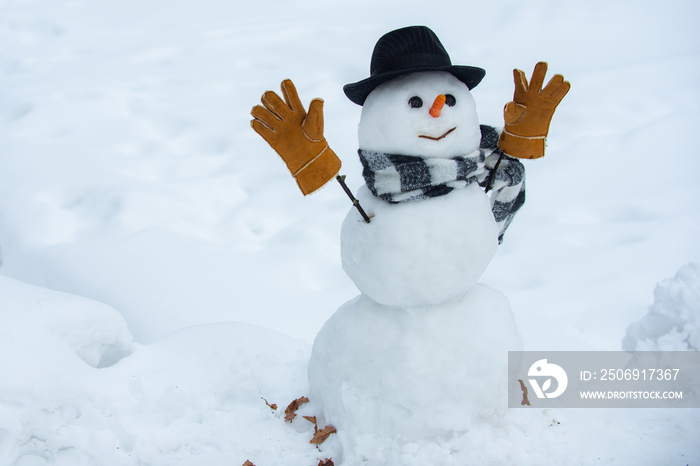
622,262 -> 700,351
1,0 -> 700,464
0,275 -> 318,466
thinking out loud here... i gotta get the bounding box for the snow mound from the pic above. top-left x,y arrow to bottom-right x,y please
622,263 -> 700,351
0,275 -> 322,466
0,274 -> 133,369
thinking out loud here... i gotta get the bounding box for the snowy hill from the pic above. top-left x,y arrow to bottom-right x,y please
1,0 -> 699,464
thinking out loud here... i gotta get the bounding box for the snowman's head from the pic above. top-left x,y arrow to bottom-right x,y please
358,71 -> 481,158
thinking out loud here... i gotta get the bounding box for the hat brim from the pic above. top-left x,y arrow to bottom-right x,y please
343,65 -> 485,106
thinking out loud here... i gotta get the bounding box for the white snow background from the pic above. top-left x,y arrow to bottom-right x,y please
1,0 -> 699,464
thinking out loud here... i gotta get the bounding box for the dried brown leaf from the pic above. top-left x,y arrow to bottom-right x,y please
284,396 -> 309,422
318,459 -> 334,466
303,415 -> 318,431
261,397 -> 277,411
518,379 -> 531,406
310,425 -> 337,444
243,461 -> 255,466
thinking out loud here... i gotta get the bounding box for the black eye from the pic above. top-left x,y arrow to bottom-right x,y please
408,96 -> 423,108
445,94 -> 456,106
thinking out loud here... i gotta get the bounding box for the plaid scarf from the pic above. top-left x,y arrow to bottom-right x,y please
358,149 -> 487,203
358,126 -> 526,242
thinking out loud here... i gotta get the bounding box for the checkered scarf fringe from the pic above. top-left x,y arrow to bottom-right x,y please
358,125 -> 525,242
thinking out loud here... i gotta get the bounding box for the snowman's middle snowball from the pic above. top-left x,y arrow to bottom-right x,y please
341,183 -> 499,307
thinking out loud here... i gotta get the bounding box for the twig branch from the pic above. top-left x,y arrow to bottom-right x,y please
484,149 -> 505,194
336,175 -> 370,223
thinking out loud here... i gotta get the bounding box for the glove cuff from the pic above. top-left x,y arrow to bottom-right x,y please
498,130 -> 546,160
295,145 -> 342,195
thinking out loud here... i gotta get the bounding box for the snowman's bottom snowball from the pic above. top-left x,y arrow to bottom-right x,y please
308,284 -> 523,458
340,184 -> 498,307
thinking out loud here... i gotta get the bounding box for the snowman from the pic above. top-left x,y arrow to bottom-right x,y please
251,26 -> 569,462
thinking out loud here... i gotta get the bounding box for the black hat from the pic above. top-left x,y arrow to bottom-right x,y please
343,26 -> 485,106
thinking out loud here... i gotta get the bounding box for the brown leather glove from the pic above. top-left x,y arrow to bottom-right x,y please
251,79 -> 342,195
498,62 -> 570,159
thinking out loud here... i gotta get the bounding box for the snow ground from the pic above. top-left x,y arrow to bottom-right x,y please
1,0 -> 699,464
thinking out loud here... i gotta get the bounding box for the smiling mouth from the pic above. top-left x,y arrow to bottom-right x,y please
418,127 -> 457,141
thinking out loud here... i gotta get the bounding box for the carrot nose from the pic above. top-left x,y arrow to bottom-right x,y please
429,94 -> 446,118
